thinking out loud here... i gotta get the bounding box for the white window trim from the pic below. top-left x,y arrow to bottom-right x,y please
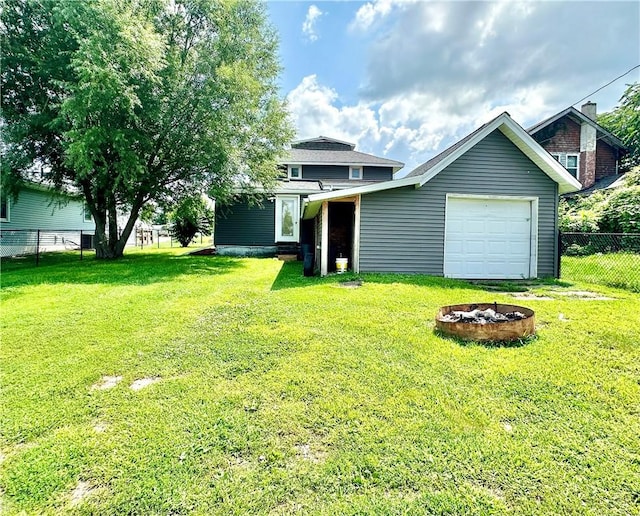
443,194 -> 538,279
287,164 -> 302,179
275,195 -> 300,243
349,166 -> 362,180
551,152 -> 579,180
565,153 -> 579,180
0,195 -> 10,222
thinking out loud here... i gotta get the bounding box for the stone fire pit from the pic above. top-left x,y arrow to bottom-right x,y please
435,303 -> 535,342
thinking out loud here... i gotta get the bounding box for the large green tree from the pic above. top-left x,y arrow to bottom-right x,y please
598,82 -> 640,170
1,0 -> 292,258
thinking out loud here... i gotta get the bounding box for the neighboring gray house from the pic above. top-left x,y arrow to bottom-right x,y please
0,182 -> 95,257
214,137 -> 403,263
302,112 -> 581,279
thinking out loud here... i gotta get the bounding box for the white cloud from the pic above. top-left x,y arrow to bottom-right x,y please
287,76 -> 566,175
302,5 -> 323,42
288,2 -> 639,175
349,0 -> 415,32
286,75 -> 381,147
362,1 -> 638,111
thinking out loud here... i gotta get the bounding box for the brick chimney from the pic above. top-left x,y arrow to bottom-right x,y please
579,102 -> 597,188
581,101 -> 597,120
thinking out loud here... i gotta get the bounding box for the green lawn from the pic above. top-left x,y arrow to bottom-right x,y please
1,249 -> 639,514
562,252 -> 640,292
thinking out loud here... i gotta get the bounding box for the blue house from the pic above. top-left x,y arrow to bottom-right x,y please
214,136 -> 403,270
0,182 -> 95,257
220,114 -> 582,279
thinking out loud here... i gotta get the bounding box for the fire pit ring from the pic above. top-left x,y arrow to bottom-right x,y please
435,303 -> 535,342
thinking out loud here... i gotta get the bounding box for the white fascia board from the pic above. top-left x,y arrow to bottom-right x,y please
411,113 -> 581,194
306,175 -> 421,203
229,186 -> 321,196
498,120 -> 582,194
301,176 -> 420,220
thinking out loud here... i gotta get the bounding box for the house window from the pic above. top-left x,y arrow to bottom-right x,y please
0,193 -> 9,222
83,203 -> 92,222
565,154 -> 578,178
551,153 -> 579,179
288,165 -> 302,179
349,166 -> 362,180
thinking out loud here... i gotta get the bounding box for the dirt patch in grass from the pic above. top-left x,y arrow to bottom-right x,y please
509,293 -> 554,301
91,375 -> 122,390
338,280 -> 363,289
294,443 -> 327,464
130,377 -> 161,391
69,481 -> 95,507
93,421 -> 108,433
551,290 -> 614,300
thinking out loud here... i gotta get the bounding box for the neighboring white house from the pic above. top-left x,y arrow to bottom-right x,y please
0,182 -> 96,257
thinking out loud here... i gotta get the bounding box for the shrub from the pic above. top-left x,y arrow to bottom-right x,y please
170,197 -> 214,247
599,186 -> 640,233
559,196 -> 603,232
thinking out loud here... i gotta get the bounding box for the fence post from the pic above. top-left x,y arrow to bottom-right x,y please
557,230 -> 561,279
80,230 -> 83,261
36,229 -> 41,266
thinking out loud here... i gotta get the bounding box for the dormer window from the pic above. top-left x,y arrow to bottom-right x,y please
349,166 -> 362,180
288,165 -> 302,179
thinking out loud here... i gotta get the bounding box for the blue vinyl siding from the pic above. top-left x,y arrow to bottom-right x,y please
302,165 -> 349,180
301,164 -> 394,181
363,166 -> 393,181
359,130 -> 558,277
215,200 -> 276,246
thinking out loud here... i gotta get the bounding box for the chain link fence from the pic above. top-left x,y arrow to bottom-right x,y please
0,229 -> 95,264
560,232 -> 640,292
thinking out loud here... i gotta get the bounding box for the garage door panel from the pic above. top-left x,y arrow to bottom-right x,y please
444,197 -> 533,279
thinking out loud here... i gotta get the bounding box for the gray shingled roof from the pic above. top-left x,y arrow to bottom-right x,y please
528,107 -> 627,150
563,173 -> 627,197
283,148 -> 404,167
276,180 -> 323,192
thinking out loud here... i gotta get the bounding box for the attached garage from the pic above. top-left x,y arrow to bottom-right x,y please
444,195 -> 537,279
302,112 -> 581,278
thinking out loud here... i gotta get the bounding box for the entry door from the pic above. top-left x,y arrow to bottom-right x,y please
444,196 -> 535,279
275,195 -> 300,242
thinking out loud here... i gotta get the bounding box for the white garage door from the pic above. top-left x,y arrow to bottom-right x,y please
444,196 -> 535,279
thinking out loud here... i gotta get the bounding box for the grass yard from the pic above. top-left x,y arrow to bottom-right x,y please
562,252 -> 640,292
1,249 -> 639,514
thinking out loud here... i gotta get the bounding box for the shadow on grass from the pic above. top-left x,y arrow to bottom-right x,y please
0,250 -> 244,288
434,329 -> 537,349
271,261 -> 488,292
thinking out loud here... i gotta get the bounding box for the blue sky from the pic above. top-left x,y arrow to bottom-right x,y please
267,1 -> 640,175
